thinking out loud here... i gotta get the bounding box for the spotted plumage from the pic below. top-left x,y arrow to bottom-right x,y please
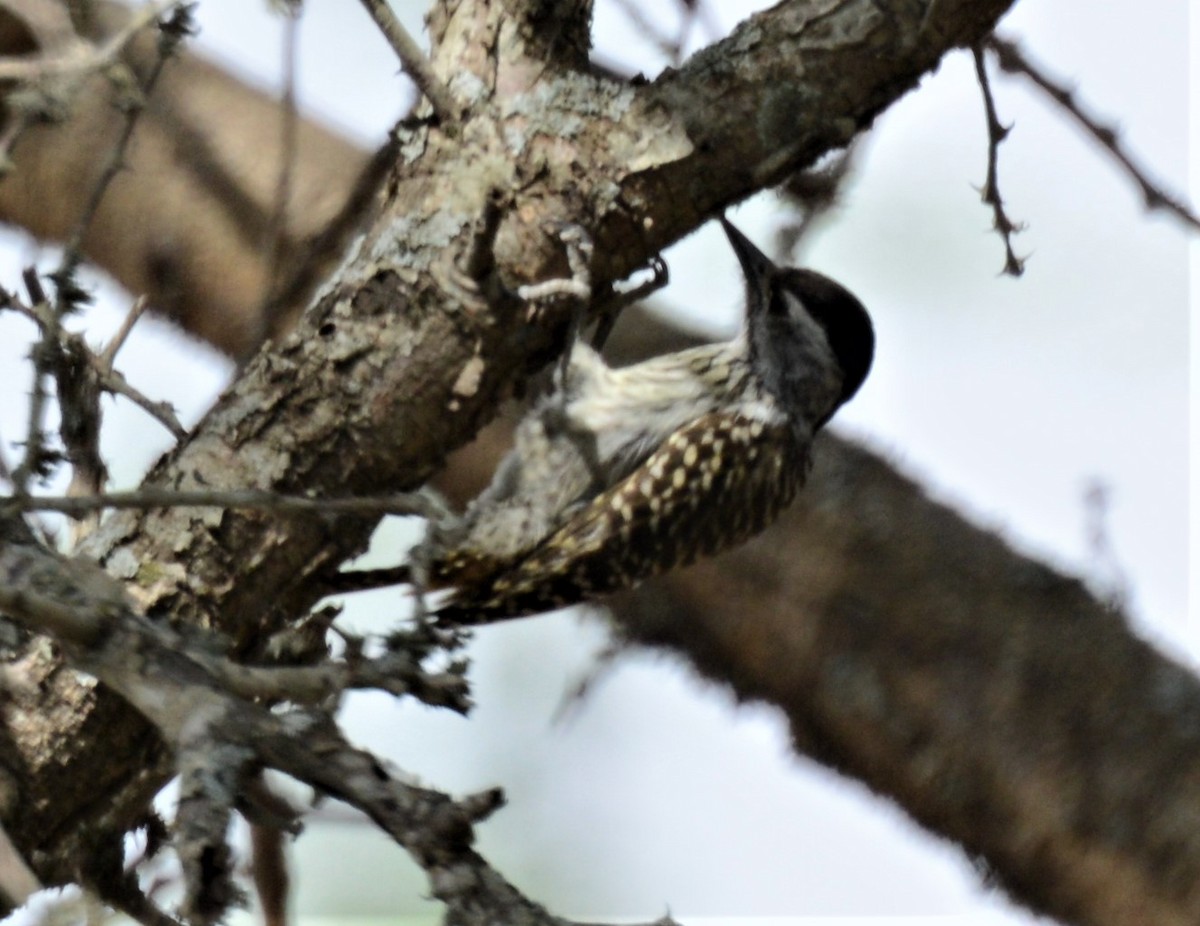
427,218 -> 874,624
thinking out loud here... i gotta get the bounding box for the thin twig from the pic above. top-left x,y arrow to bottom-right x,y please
321,564 -> 414,595
0,487 -> 449,519
57,3 -> 191,276
9,293 -> 186,438
972,44 -> 1025,276
12,268 -> 55,493
98,295 -> 151,368
0,427 -> 13,487
91,362 -> 187,439
987,35 -> 1200,233
14,5 -> 194,500
356,0 -> 456,123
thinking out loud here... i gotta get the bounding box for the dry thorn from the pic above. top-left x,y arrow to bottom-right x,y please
972,44 -> 1025,276
986,35 -> 1200,233
7,291 -> 187,442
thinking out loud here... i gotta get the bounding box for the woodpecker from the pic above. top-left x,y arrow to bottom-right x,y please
425,217 -> 874,624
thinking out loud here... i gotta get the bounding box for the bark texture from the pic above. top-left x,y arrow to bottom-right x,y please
1,1 -> 1195,925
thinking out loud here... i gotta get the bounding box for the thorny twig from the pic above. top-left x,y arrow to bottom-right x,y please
972,44 -> 1025,276
0,486 -> 451,520
5,292 -> 186,440
11,270 -> 55,493
986,36 -> 1200,233
56,3 -> 194,280
355,0 -> 457,123
11,5 -> 194,496
0,535 -> 675,926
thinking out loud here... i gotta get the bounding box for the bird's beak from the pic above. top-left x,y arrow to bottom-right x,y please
720,215 -> 777,307
720,216 -> 778,284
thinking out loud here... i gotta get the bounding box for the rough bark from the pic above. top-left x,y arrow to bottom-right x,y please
4,1 -> 1196,925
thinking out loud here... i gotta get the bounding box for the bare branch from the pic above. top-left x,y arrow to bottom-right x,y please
987,34 -> 1200,232
55,2 -> 194,285
5,290 -> 186,441
0,530 -> 657,926
96,295 -> 151,368
0,0 -> 182,81
261,3 -> 300,316
1,487 -> 449,519
355,0 -> 456,123
972,44 -> 1025,276
11,268 -> 56,493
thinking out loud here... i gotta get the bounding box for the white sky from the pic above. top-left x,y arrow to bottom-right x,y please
0,1 -> 1193,924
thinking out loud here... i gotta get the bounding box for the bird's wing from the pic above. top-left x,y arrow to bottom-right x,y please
435,411 -> 808,623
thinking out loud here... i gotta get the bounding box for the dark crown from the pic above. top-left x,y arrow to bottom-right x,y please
774,267 -> 874,408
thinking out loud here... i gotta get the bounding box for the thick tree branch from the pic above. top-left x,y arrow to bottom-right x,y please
2,0 -> 1012,879
612,435 -> 1199,926
7,2 -> 1194,925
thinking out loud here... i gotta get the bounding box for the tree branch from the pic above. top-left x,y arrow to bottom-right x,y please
8,3 -> 1196,925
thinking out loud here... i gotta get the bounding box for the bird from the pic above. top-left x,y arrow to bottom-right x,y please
422,216 -> 874,624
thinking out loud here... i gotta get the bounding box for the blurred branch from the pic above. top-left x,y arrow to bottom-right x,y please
775,144 -> 860,260
0,0 -> 372,358
0,824 -> 40,907
262,3 -> 300,316
0,0 -> 182,81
